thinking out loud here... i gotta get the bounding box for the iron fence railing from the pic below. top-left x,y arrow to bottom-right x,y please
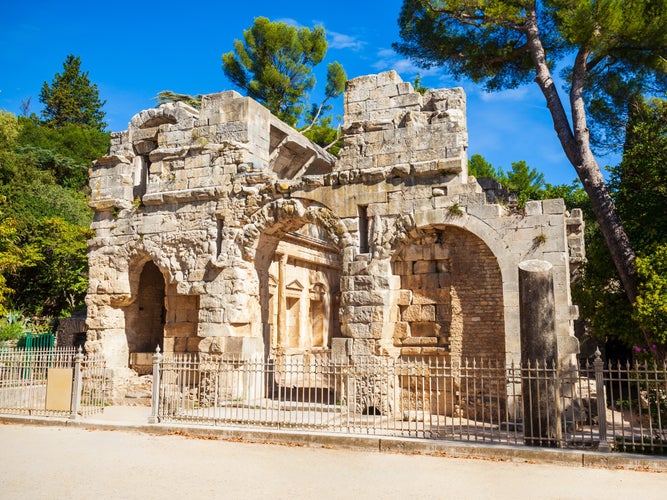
150,349 -> 667,454
0,347 -> 106,417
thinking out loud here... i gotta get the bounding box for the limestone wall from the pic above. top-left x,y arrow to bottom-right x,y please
86,71 -> 584,379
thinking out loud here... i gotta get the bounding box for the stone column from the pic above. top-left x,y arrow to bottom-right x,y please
518,260 -> 562,447
276,253 -> 287,350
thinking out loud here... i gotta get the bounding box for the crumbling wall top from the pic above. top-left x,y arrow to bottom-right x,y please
338,70 -> 468,179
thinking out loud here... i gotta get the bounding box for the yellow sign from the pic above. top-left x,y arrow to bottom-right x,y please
45,368 -> 73,412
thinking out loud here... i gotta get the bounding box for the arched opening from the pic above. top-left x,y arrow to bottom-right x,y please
391,225 -> 506,418
125,261 -> 165,372
391,225 -> 505,363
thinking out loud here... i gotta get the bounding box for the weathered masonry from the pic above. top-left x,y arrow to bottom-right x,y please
86,70 -> 584,380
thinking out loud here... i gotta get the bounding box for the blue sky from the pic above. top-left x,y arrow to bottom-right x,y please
0,0 -> 615,185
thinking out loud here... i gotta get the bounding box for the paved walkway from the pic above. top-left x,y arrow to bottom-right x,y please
2,405 -> 667,499
1,422 -> 666,500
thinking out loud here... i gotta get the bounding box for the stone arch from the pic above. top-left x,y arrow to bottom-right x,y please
384,211 -> 520,362
119,242 -> 200,370
390,223 -> 505,364
121,240 -> 177,290
247,198 -> 348,358
241,198 -> 353,262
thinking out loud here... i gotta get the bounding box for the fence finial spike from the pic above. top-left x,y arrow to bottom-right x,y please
155,345 -> 161,354
77,345 -> 83,354
594,347 -> 601,359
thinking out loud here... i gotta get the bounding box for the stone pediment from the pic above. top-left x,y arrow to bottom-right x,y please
286,279 -> 304,292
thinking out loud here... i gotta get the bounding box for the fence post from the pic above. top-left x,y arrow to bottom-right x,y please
593,348 -> 610,452
69,347 -> 84,420
148,346 -> 163,424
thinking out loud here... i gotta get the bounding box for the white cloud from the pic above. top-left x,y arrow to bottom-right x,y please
328,31 -> 365,51
371,48 -> 440,79
376,48 -> 395,58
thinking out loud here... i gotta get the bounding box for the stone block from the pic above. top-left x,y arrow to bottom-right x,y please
467,204 -> 503,219
395,289 -> 412,306
401,305 -> 421,322
341,290 -> 386,307
332,337 -> 353,362
393,322 -> 410,340
343,323 -> 371,338
413,260 -> 436,274
542,198 -> 566,214
420,305 -> 436,321
222,336 -> 263,359
524,200 -> 543,216
411,291 -> 437,305
166,322 -> 197,338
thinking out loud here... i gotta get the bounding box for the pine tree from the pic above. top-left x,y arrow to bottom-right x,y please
39,55 -> 106,130
222,17 -> 346,127
395,0 -> 667,304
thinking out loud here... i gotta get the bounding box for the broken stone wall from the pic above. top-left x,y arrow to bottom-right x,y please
86,71 -> 584,401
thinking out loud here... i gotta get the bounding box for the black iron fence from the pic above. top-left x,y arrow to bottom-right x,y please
148,349 -> 667,453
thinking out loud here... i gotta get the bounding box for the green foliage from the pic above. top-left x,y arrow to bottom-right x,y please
468,154 -> 550,206
0,180 -> 92,228
611,99 -> 667,252
4,217 -> 92,317
498,160 -> 545,206
18,117 -> 109,166
447,202 -> 463,216
395,0 -> 545,91
155,91 -> 203,109
395,0 -> 667,149
552,0 -> 667,150
541,181 -> 588,209
572,98 -> 667,356
0,311 -> 33,342
468,154 -> 498,179
0,109 -> 98,318
413,74 -> 428,95
634,245 -> 667,351
302,121 -> 342,156
0,215 -> 38,316
222,17 -> 346,127
39,55 -> 107,131
0,111 -> 20,151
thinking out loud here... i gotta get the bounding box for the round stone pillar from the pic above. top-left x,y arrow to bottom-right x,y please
518,259 -> 562,447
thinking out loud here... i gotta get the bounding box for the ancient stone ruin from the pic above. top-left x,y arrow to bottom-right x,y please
86,71 -> 584,389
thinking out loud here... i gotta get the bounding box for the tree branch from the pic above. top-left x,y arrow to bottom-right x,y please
523,9 -> 578,165
422,0 -> 525,32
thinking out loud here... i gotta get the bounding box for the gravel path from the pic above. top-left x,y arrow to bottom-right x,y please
1,423 -> 665,499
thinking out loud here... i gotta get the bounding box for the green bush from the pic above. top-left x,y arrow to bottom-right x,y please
0,311 -> 33,342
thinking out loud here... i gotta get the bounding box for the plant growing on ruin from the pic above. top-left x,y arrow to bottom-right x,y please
447,202 -> 463,216
395,0 -> 667,305
533,233 -> 547,246
132,197 -> 143,210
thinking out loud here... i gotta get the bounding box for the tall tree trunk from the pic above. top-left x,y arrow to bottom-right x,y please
524,9 -> 639,303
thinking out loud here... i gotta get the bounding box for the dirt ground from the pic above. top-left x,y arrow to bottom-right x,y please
1,423 -> 665,499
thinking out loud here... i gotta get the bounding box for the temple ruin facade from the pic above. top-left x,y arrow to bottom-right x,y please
86,71 -> 584,380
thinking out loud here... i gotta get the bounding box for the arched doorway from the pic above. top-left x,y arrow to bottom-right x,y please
125,261 -> 165,371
